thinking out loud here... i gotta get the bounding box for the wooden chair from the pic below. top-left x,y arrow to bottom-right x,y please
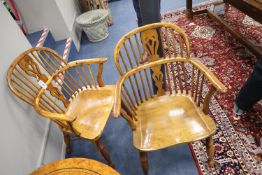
113,23 -> 227,175
7,47 -> 115,167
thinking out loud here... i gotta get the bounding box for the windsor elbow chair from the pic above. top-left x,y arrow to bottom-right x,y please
7,47 -> 115,167
114,23 -> 227,175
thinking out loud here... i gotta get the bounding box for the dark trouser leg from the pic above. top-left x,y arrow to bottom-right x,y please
133,0 -> 143,26
235,58 -> 262,111
139,0 -> 161,25
139,0 -> 165,93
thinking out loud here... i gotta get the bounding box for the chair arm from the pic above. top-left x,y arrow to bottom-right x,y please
34,98 -> 75,122
189,58 -> 227,93
69,57 -> 108,65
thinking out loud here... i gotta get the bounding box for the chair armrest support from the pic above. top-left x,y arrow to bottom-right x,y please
203,86 -> 217,115
113,77 -> 124,117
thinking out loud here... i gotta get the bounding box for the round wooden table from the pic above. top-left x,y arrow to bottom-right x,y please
30,158 -> 120,175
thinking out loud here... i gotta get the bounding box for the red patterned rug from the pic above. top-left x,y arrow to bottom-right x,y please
162,1 -> 262,174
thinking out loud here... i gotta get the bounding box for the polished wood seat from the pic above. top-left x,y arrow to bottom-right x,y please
134,95 -> 216,151
66,85 -> 115,139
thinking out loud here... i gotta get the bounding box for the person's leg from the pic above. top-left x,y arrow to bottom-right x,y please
132,0 -> 143,26
139,0 -> 161,25
139,0 -> 165,93
234,57 -> 262,113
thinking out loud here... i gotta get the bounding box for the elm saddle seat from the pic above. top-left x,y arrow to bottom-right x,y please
134,94 -> 216,151
66,85 -> 115,140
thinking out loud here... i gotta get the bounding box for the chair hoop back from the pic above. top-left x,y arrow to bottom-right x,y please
114,22 -> 190,75
7,47 -> 67,106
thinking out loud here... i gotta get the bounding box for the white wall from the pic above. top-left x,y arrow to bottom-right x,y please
55,0 -> 81,50
13,0 -> 81,49
0,3 -> 63,174
13,0 -> 69,41
55,0 -> 80,31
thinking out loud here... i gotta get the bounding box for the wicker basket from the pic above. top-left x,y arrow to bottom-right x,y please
78,0 -> 113,25
76,9 -> 109,42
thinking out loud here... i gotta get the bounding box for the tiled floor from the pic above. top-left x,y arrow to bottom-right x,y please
67,0 -> 207,174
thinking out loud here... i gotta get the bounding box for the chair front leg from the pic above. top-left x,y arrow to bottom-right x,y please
140,151 -> 148,175
63,132 -> 71,154
94,138 -> 114,168
206,136 -> 215,167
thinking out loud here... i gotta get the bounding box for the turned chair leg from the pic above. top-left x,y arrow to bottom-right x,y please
206,136 -> 215,168
63,132 -> 71,154
140,151 -> 148,175
94,138 -> 114,168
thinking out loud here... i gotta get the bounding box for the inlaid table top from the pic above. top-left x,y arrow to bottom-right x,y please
30,158 -> 120,175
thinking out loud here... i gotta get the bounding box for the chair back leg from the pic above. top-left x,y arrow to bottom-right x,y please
140,151 -> 148,175
63,132 -> 71,154
94,138 -> 114,168
206,136 -> 215,167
